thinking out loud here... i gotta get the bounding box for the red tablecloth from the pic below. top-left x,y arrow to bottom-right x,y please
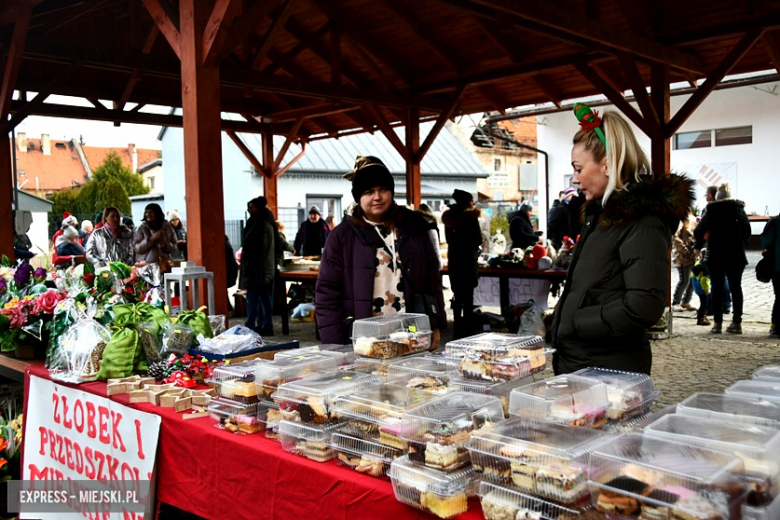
24,365 -> 484,520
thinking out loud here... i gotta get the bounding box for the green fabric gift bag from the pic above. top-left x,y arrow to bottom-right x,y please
176,308 -> 213,345
96,327 -> 139,380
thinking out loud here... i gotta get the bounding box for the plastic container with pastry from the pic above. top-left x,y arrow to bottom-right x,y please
206,360 -> 265,403
751,365 -> 780,382
508,375 -> 610,429
330,430 -> 401,478
573,367 -> 661,423
272,371 -> 382,425
676,392 -> 780,428
479,481 -> 604,520
278,420 -> 343,462
387,355 -> 457,394
351,352 -> 426,382
399,391 -> 504,472
468,418 -> 612,504
351,314 -> 432,359
264,407 -> 283,441
274,344 -> 356,365
445,333 -> 551,376
644,413 -> 780,508
388,455 -> 477,519
589,433 -> 747,520
253,353 -> 340,402
448,375 -> 534,418
724,379 -> 780,403
207,397 -> 263,434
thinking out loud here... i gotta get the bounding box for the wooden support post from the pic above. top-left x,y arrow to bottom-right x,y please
0,126 -> 13,259
405,107 -> 421,208
179,0 -> 227,316
650,64 -> 670,177
262,133 -> 278,216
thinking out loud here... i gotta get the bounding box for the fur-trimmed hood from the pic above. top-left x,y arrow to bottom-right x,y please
441,205 -> 481,228
586,173 -> 695,231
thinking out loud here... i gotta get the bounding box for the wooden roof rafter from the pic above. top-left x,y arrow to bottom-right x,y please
0,1 -> 32,125
247,0 -> 296,70
9,62 -> 81,130
261,21 -> 329,75
141,0 -> 181,59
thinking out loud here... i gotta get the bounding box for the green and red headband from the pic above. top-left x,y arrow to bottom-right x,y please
573,103 -> 606,147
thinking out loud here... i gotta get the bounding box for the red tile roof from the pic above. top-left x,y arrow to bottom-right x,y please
13,138 -> 87,193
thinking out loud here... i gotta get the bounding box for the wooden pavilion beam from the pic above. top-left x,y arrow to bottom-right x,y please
616,52 -> 659,127
8,64 -> 81,130
201,0 -> 239,66
665,29 -> 763,137
474,18 -> 524,62
0,1 -> 31,260
650,63 -> 670,175
760,31 -> 780,77
456,0 -> 705,73
227,131 -> 267,176
213,0 -> 282,65
248,0 -> 295,70
272,118 -> 303,173
530,74 -> 563,108
141,0 -> 181,59
262,133 -> 278,214
416,86 -> 464,163
405,106 -> 421,208
261,22 -> 329,75
364,104 -> 411,162
178,0 -> 227,315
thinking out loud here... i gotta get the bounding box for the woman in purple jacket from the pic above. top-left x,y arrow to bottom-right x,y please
315,156 -> 446,348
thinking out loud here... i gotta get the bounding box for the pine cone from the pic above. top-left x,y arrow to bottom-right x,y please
147,361 -> 168,381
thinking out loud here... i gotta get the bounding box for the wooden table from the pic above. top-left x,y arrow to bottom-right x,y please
445,266 -> 568,309
0,353 -> 40,383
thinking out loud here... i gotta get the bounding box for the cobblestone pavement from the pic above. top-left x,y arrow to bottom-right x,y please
252,250 -> 778,410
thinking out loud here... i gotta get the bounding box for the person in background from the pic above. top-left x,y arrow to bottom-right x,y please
240,196 -> 276,336
551,107 -> 694,375
316,155 -> 446,348
51,212 -> 78,249
294,205 -> 331,256
691,258 -> 711,326
13,214 -> 35,261
760,214 -> 780,337
417,203 -> 443,271
56,226 -> 86,256
701,184 -> 732,316
508,202 -> 539,251
93,211 -> 104,232
547,186 -> 578,250
225,234 -> 239,311
79,220 -> 93,243
693,181 -> 750,334
325,215 -> 336,229
275,220 -> 294,266
86,207 -> 134,267
442,190 -> 482,339
134,203 -> 178,266
671,215 -> 697,312
123,217 -> 135,233
167,209 -> 187,260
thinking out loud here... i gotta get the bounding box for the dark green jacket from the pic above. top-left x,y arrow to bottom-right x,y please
551,174 -> 694,375
760,216 -> 780,272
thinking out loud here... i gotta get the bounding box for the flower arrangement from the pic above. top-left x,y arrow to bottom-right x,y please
0,386 -> 24,480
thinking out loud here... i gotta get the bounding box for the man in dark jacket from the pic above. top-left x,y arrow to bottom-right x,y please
293,205 -> 330,256
442,189 -> 482,339
547,186 -> 578,249
239,197 -> 276,336
508,203 -> 538,251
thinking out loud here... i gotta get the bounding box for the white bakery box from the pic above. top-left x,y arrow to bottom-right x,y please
573,367 -> 660,422
398,391 -> 505,472
388,455 -> 478,519
386,355 -> 457,394
467,417 -> 613,505
724,379 -> 780,402
643,413 -> 780,510
253,353 -> 339,403
330,430 -> 401,479
331,383 -> 440,449
448,374 -> 534,417
444,332 -> 551,383
752,365 -> 780,382
351,313 -> 432,359
272,371 -> 382,425
278,420 -> 343,462
508,375 -> 610,429
479,481 -> 599,520
676,392 -> 780,428
588,433 -> 747,520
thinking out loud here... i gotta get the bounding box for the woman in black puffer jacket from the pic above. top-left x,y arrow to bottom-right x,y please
551,109 -> 694,375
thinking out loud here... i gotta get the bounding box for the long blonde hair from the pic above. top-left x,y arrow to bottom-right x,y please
573,111 -> 650,205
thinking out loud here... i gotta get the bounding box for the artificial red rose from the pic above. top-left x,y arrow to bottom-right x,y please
31,289 -> 63,315
83,272 -> 95,286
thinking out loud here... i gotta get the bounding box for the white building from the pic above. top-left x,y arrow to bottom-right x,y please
160,121 -> 489,242
536,80 -> 780,233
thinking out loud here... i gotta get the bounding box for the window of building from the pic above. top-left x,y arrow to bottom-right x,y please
674,130 -> 711,150
715,126 -> 752,146
148,176 -> 155,190
494,158 -> 502,171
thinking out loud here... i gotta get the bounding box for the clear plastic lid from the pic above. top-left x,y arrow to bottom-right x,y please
207,397 -> 262,433
274,345 -> 356,365
468,417 -> 611,503
254,354 -> 339,399
389,455 -> 477,518
351,314 -> 432,359
210,360 -> 263,383
753,366 -> 780,382
445,333 -> 546,357
573,367 -> 660,421
330,431 -> 401,461
452,352 -> 540,383
589,433 -> 746,520
398,391 -> 504,444
448,375 -> 533,417
644,414 -> 780,507
278,420 -> 343,461
479,481 -> 597,520
332,384 -> 439,425
725,380 -> 780,402
677,392 -> 780,427
386,356 -> 455,392
508,375 -> 610,429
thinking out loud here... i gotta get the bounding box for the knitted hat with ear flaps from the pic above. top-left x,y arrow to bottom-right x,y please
346,155 -> 394,202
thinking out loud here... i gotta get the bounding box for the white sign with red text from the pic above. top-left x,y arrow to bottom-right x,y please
22,375 -> 161,519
